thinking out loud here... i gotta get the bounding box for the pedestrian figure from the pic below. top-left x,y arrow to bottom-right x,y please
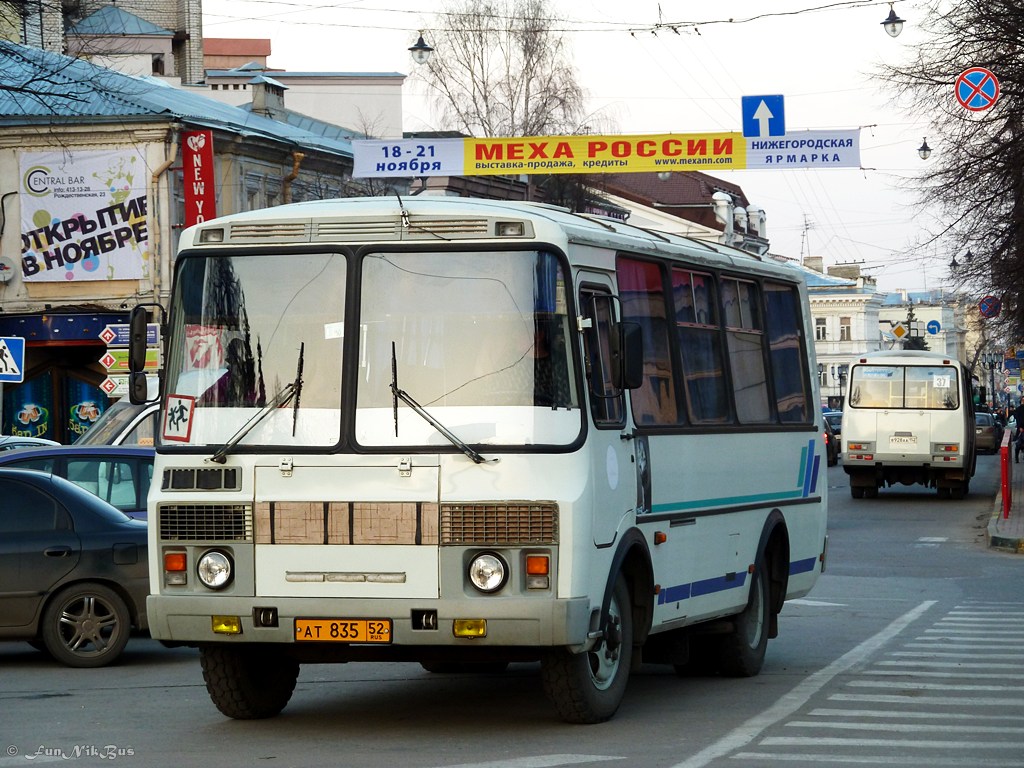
1016,428 -> 1024,464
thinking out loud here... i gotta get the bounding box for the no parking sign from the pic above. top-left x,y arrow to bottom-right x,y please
956,67 -> 999,111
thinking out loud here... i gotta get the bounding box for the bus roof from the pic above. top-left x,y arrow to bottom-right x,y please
177,195 -> 804,284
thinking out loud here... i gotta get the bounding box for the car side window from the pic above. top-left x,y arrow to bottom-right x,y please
6,457 -> 56,472
0,478 -> 65,533
65,458 -> 101,498
96,460 -> 138,510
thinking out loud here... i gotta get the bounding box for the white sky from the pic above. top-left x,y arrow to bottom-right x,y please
201,0 -> 945,293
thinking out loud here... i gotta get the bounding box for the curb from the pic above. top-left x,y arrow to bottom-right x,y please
988,495 -> 1024,553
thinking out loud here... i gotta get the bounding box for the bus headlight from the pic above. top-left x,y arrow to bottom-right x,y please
197,550 -> 233,589
468,552 -> 508,593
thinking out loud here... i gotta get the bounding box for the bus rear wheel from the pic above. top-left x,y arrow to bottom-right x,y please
715,558 -> 770,677
541,575 -> 633,724
200,645 -> 299,719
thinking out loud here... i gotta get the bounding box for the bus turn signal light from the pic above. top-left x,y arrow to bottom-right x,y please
164,551 -> 187,585
164,552 -> 187,571
525,554 -> 550,589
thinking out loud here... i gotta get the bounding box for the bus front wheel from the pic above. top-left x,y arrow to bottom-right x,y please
200,645 -> 299,719
541,575 -> 633,724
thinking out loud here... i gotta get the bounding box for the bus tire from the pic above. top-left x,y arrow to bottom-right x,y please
540,575 -> 633,724
850,485 -> 865,499
716,558 -> 769,677
200,645 -> 299,719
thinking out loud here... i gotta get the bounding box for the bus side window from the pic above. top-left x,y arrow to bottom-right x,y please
580,290 -> 624,427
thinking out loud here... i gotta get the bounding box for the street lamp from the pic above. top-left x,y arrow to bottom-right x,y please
917,137 -> 931,160
881,3 -> 905,37
408,32 -> 434,65
982,352 -> 1002,408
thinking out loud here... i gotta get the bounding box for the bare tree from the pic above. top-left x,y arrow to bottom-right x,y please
416,0 -> 587,138
874,0 -> 1024,338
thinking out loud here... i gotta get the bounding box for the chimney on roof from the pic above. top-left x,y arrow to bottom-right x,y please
250,75 -> 287,121
803,256 -> 823,273
827,264 -> 862,280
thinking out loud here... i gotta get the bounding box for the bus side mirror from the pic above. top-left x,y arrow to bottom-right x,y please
612,321 -> 644,390
128,306 -> 148,374
128,372 -> 149,405
127,305 -> 161,405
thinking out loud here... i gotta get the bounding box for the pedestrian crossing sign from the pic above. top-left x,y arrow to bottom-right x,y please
0,336 -> 25,383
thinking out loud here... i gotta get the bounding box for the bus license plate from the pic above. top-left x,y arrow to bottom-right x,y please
295,619 -> 392,643
890,435 -> 917,447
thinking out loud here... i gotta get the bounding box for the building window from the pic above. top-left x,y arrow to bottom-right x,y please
815,317 -> 827,341
840,317 -> 851,341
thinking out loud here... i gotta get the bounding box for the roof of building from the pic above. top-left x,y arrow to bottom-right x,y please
204,39 -> 273,57
67,6 -> 173,37
879,289 -> 956,305
238,102 -> 366,141
206,67 -> 404,80
592,171 -> 752,232
0,40 -> 353,158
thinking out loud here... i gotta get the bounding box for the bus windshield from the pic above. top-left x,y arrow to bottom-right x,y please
849,364 -> 959,410
161,248 -> 579,450
162,251 -> 347,447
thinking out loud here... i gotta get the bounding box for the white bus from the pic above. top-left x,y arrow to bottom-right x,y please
129,196 -> 828,724
842,350 -> 976,499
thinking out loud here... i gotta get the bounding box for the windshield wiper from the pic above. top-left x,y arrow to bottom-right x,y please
209,343 -> 304,464
390,341 -> 496,465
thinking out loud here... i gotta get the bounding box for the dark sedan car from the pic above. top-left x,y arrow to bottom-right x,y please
823,418 -> 839,467
0,445 -> 154,520
0,468 -> 148,667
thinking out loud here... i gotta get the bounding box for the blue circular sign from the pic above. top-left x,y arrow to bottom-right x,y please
926,320 -> 941,335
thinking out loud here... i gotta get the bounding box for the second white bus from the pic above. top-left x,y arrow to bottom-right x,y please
842,350 -> 976,499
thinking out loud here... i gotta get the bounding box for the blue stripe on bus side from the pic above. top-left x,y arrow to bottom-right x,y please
657,572 -> 747,605
789,557 -> 817,575
802,438 -> 816,497
657,559 -> 816,605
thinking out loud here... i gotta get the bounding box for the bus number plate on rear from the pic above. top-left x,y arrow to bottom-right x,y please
890,435 -> 917,447
295,619 -> 392,643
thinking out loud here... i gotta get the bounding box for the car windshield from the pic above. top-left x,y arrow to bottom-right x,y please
75,400 -> 149,445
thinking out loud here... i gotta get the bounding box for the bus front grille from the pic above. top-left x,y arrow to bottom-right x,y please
440,502 -> 558,545
159,504 -> 253,542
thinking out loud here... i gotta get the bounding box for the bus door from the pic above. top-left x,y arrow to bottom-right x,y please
578,275 -> 638,548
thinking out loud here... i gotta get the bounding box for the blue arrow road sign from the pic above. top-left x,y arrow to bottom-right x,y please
926,320 -> 941,335
0,336 -> 25,383
742,95 -> 785,138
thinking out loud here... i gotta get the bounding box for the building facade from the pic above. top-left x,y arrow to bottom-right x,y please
0,40 -> 355,441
